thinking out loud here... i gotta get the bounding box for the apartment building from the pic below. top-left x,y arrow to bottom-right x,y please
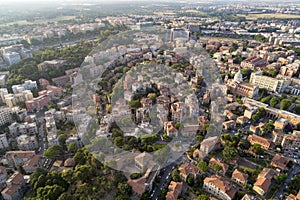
249,72 -> 290,93
0,107 -> 13,126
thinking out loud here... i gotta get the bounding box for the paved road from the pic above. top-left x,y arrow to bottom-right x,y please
151,163 -> 176,200
273,164 -> 300,199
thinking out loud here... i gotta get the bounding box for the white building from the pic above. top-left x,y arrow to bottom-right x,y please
8,122 -> 38,137
2,52 -> 21,65
250,72 -> 290,93
16,135 -> 38,151
12,80 -> 37,94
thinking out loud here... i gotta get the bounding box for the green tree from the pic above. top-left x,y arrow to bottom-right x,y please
175,122 -> 181,129
37,184 -> 65,200
197,161 -> 209,172
114,136 -> 124,147
238,139 -> 251,150
58,134 -> 68,146
171,169 -> 180,182
222,146 -> 238,161
197,194 -> 210,200
294,104 -> 300,114
260,96 -> 271,104
73,150 -> 86,165
129,100 -> 141,109
44,144 -> 64,159
270,97 -> 279,107
67,142 -> 77,153
280,99 -> 292,110
187,175 -> 194,186
250,144 -> 264,155
117,183 -> 132,195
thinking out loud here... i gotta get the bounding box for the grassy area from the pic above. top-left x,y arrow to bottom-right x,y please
0,15 -> 76,27
237,13 -> 300,20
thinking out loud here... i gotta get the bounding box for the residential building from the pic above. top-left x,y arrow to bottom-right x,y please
164,121 -> 178,137
4,90 -> 33,108
1,185 -> 22,200
0,166 -> 7,187
22,155 -> 41,174
38,60 -> 66,71
171,102 -> 185,123
241,57 -> 268,69
2,52 -> 21,65
200,136 -> 222,154
0,107 -> 12,126
12,80 -> 37,94
232,169 -> 248,185
209,157 -> 229,175
178,162 -> 198,181
16,135 -> 38,151
270,154 -> 289,172
52,75 -> 70,87
25,95 -> 49,112
247,134 -> 274,150
249,71 -> 290,93
236,116 -> 249,125
0,134 -> 9,149
8,122 -> 38,137
273,130 -> 300,149
253,168 -> 276,196
223,120 -> 236,130
203,175 -> 237,200
166,181 -> 183,200
3,151 -> 36,168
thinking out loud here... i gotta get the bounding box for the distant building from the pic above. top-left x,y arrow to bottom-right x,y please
2,52 -> 21,65
3,151 -> 36,168
25,95 -> 49,112
249,71 -> 290,93
38,60 -> 66,71
52,75 -> 70,87
241,57 -> 268,69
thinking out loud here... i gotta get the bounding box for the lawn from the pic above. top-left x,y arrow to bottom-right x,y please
237,13 -> 300,20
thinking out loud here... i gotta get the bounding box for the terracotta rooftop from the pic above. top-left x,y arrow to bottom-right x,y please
24,155 -> 40,167
7,172 -> 23,185
166,181 -> 183,200
270,154 -> 289,171
204,175 -> 237,199
254,177 -> 271,192
5,151 -> 35,159
209,157 -> 229,174
179,162 -> 199,177
247,134 -> 274,149
1,184 -> 19,196
232,169 -> 248,183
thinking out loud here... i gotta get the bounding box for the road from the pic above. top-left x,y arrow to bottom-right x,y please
273,164 -> 300,199
151,163 -> 176,200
